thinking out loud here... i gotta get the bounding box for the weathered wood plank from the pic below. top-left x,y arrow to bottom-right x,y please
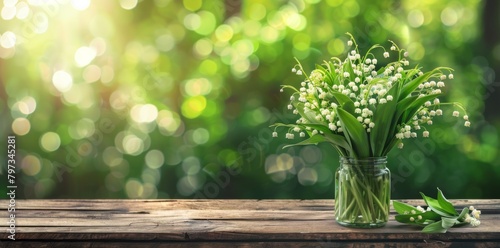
3,241 -> 499,248
0,199 -> 498,246
5,199 -> 500,211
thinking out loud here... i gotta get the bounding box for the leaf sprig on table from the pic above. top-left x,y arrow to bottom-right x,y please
393,188 -> 481,233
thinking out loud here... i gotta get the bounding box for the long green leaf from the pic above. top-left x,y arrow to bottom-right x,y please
395,93 -> 441,126
393,200 -> 419,215
457,207 -> 470,222
369,81 -> 400,156
282,135 -> 326,149
437,188 -> 458,216
422,220 -> 447,233
330,92 -> 352,106
455,207 -> 471,227
441,217 -> 458,229
298,123 -> 351,151
292,102 -> 319,124
394,210 -> 442,224
420,192 -> 455,217
328,92 -> 355,115
337,108 -> 370,158
343,60 -> 355,82
399,70 -> 434,100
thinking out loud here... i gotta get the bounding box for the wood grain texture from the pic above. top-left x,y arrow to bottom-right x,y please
0,199 -> 499,247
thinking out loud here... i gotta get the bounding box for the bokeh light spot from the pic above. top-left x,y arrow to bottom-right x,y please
0,31 -> 16,48
1,5 -> 16,20
12,117 -> 30,135
198,59 -> 218,75
407,42 -> 425,60
4,0 -> 18,7
184,78 -> 212,96
293,33 -> 311,51
194,11 -> 216,35
182,156 -> 201,175
83,64 -> 101,83
327,38 -> 345,56
102,146 -> 124,167
265,154 -> 295,183
183,0 -> 202,12
100,65 -> 115,84
193,38 -> 213,57
215,24 -> 234,42
40,132 -> 61,152
17,96 -> 37,115
192,128 -> 209,145
156,34 -> 175,52
130,104 -> 158,123
15,2 -> 29,20
71,0 -> 91,11
120,0 -> 138,10
184,13 -> 201,30
232,39 -> 254,57
145,150 -> 164,169
248,3 -> 266,21
408,9 -> 424,28
181,96 -> 206,119
298,167 -> 318,186
62,83 -> 95,109
157,110 -> 182,136
177,175 -> 202,196
68,118 -> 95,139
52,70 -> 73,92
122,134 -> 144,155
441,7 -> 458,26
21,155 -> 42,176
342,1 -> 360,17
125,179 -> 143,198
74,46 -> 96,67
260,26 -> 280,43
285,12 -> 307,31
90,37 -> 107,56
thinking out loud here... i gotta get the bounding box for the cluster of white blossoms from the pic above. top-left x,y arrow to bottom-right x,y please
465,205 -> 482,227
404,205 -> 481,227
273,35 -> 470,151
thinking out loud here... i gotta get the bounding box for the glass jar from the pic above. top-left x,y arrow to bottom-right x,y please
335,156 -> 391,228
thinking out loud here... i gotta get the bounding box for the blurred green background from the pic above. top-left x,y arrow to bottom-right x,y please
0,0 -> 499,199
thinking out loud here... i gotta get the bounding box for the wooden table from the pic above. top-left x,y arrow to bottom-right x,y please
0,199 -> 499,247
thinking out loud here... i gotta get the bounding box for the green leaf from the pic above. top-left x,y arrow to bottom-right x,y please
395,93 -> 441,125
330,92 -> 353,107
441,217 -> 458,229
437,188 -> 458,216
297,124 -> 351,151
343,59 -> 355,82
422,220 -> 448,233
369,81 -> 400,156
399,70 -> 434,101
420,192 -> 455,217
395,210 -> 442,224
273,123 -> 351,152
292,102 -> 320,124
337,107 -> 370,158
457,207 -> 469,222
393,200 -> 419,215
282,135 -> 327,149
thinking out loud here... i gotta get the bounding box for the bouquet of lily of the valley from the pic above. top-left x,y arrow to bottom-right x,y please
271,33 -> 470,227
272,34 -> 469,157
